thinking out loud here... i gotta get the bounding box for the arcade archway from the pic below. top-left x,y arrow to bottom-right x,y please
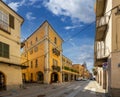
51,72 -> 58,83
37,71 -> 44,83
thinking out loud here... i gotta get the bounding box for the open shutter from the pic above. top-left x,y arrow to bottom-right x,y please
0,42 -> 2,57
9,14 -> 14,29
3,43 -> 9,58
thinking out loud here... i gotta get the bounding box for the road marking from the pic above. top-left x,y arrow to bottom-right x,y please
67,85 -> 75,89
74,86 -> 81,90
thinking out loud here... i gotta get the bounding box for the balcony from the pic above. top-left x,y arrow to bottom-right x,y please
96,16 -> 109,28
52,48 -> 60,56
94,48 -> 109,67
96,0 -> 107,17
96,16 -> 109,41
52,65 -> 60,72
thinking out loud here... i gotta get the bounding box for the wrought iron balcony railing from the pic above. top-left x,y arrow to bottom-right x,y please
52,65 -> 60,72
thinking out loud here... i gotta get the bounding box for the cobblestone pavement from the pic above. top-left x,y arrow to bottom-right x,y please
0,81 -> 105,97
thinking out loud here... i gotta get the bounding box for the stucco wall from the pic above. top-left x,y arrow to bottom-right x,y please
0,65 -> 22,90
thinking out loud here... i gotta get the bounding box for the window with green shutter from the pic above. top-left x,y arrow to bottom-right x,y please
9,14 -> 14,29
0,42 -> 9,58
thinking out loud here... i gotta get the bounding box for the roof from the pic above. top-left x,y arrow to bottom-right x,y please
1,0 -> 24,24
25,20 -> 64,42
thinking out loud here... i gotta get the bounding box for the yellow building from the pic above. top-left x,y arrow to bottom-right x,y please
62,55 -> 79,82
0,1 -> 24,90
21,21 -> 63,84
72,64 -> 84,79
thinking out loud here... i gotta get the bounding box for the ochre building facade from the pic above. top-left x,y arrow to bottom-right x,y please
21,21 -> 63,84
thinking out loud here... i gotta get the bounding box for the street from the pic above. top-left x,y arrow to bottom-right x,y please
0,81 -> 105,97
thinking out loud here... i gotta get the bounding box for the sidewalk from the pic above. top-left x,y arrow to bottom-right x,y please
76,81 -> 106,97
95,81 -> 106,97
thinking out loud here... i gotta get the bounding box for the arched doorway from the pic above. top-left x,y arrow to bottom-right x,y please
65,74 -> 68,82
37,71 -> 44,83
51,72 -> 58,83
0,72 -> 6,91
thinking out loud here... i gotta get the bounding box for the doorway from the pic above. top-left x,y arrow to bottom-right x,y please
0,72 -> 6,91
51,72 -> 58,83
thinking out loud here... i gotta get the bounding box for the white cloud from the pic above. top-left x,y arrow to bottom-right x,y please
64,25 -> 82,30
43,0 -> 95,23
8,0 -> 25,11
7,0 -> 42,11
26,12 -> 36,20
29,0 -> 39,5
8,2 -> 20,11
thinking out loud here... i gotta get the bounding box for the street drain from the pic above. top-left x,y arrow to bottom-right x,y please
37,94 -> 45,97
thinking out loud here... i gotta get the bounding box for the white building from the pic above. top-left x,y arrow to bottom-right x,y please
95,0 -> 120,97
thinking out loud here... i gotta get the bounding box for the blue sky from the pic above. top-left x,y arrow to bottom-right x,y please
3,0 -> 96,72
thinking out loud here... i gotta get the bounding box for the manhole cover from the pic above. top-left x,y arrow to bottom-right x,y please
37,94 -> 45,97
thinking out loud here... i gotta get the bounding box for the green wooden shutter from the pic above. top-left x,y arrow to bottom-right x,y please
3,43 -> 9,58
9,14 -> 14,29
0,42 -> 2,57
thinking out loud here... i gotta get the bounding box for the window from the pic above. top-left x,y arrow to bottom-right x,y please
9,14 -> 14,29
31,61 -> 33,68
0,11 -> 9,31
30,49 -> 33,54
35,59 -> 38,68
34,47 -> 38,52
36,37 -> 38,42
0,42 -> 9,58
54,37 -> 57,44
53,59 -> 58,66
30,41 -> 32,45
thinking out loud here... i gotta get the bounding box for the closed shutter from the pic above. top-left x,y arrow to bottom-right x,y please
3,43 -> 9,58
9,14 -> 14,29
0,42 -> 2,57
0,42 -> 9,58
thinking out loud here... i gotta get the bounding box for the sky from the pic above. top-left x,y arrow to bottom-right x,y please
3,0 -> 96,72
